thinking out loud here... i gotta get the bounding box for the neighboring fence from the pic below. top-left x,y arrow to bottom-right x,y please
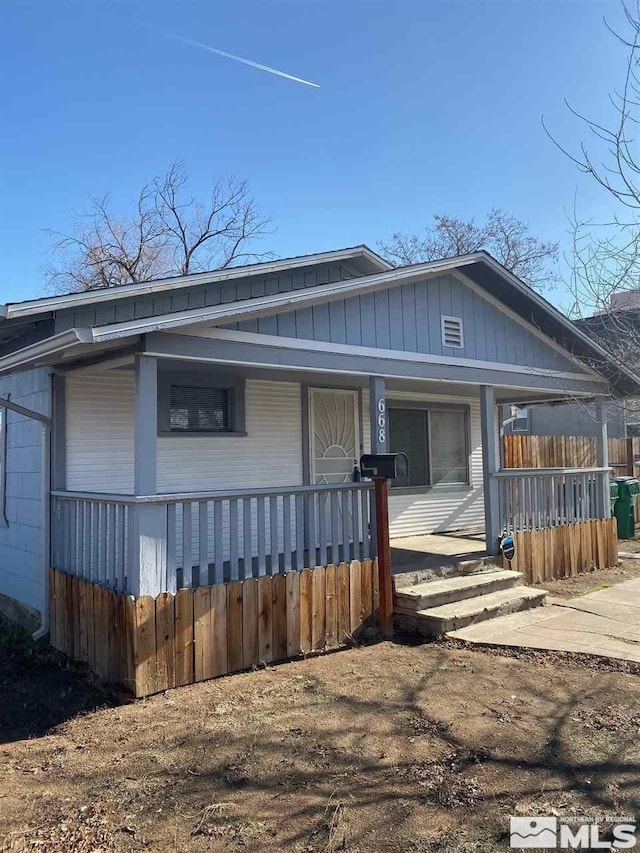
49,558 -> 379,698
502,518 -> 618,584
51,483 -> 376,594
495,467 -> 611,534
503,434 -> 637,473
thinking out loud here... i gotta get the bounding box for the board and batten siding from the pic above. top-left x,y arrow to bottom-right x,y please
0,366 -> 51,617
361,389 -> 486,538
54,260 -> 361,333
230,273 -> 585,375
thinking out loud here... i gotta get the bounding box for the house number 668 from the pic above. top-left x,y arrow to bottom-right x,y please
377,397 -> 386,446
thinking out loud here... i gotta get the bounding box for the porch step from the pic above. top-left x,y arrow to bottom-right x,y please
397,586 -> 547,637
394,569 -> 523,612
393,557 -> 502,590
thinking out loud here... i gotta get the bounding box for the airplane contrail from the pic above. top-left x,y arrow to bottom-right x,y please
164,31 -> 320,88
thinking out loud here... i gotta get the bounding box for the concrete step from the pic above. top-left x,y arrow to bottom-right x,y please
397,586 -> 547,637
394,569 -> 523,612
393,557 -> 502,591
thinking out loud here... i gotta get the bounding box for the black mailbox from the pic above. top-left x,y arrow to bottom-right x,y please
360,453 -> 408,480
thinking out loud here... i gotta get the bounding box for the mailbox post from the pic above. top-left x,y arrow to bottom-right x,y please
360,452 -> 407,638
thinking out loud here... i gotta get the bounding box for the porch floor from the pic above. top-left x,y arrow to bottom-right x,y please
390,529 -> 487,575
449,578 -> 640,663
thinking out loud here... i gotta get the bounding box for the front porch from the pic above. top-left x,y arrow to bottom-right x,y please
45,351 -> 621,696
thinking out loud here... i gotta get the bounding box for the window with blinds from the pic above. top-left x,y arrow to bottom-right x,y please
388,405 -> 469,489
169,386 -> 232,433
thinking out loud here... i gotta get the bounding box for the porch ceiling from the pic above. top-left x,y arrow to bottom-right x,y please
81,355 -> 594,406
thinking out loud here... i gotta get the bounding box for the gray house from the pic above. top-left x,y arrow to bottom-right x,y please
502,305 -> 640,439
0,245 -> 637,642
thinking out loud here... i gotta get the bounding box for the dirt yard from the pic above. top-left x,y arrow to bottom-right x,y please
533,555 -> 640,599
2,610 -> 640,853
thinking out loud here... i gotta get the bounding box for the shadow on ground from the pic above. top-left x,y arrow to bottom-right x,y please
0,617 -> 115,744
2,629 -> 640,852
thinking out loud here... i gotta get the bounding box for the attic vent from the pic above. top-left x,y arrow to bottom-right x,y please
441,315 -> 464,349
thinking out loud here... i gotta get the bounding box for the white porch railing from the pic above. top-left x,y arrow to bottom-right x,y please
495,467 -> 611,534
51,482 -> 376,594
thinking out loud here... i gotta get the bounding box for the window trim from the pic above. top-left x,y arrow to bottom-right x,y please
441,315 -> 464,349
626,422 -> 640,439
157,370 -> 247,437
0,401 -> 7,527
387,401 -> 471,493
511,406 -> 530,434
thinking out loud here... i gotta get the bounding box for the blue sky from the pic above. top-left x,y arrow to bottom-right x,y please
0,0 -> 628,307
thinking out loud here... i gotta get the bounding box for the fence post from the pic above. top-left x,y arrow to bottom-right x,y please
627,437 -> 635,476
374,478 -> 393,637
595,401 -> 611,519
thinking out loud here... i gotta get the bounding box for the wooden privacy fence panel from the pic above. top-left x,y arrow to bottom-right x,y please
503,435 -> 635,473
502,518 -> 618,584
49,568 -> 136,690
50,559 -> 379,699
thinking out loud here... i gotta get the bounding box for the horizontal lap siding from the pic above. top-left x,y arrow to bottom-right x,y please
0,367 -> 51,614
66,372 -> 135,493
158,381 -> 302,565
65,374 -> 303,497
65,373 -> 303,565
157,380 -> 302,492
362,389 -> 485,538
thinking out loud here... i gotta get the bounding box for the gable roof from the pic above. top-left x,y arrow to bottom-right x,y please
0,244 -> 391,321
2,247 -> 640,397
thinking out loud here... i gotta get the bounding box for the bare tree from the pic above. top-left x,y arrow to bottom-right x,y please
545,2 -> 640,321
46,162 -> 271,292
378,208 -> 559,290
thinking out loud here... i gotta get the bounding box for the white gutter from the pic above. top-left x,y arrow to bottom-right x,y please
1,246 -> 392,319
0,396 -> 51,641
0,328 -> 93,375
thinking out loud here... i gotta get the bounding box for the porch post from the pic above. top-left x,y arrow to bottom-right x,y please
369,376 -> 388,454
595,400 -> 611,518
369,376 -> 393,636
130,355 -> 166,597
480,385 -> 501,556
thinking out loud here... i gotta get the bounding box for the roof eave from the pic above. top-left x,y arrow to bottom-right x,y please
0,328 -> 94,376
1,245 -> 392,320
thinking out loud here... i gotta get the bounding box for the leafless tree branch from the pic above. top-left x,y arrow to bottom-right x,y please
377,209 -> 559,291
46,161 -> 272,292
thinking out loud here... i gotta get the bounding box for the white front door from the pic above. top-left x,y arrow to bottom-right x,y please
309,388 -> 360,484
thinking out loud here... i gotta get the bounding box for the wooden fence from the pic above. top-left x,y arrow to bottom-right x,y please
49,559 -> 379,698
501,518 -> 618,584
503,434 -> 638,472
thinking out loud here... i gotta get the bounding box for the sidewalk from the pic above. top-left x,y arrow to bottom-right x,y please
449,578 -> 640,662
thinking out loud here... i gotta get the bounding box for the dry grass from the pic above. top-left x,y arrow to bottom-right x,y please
2,628 -> 640,851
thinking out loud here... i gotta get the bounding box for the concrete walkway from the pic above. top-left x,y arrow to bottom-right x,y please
449,578 -> 640,663
391,530 -> 486,574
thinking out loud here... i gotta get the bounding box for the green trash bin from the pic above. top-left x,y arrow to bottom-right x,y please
610,480 -> 619,518
613,476 -> 639,539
